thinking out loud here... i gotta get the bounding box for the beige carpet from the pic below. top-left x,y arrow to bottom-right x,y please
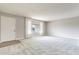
0,36 -> 79,55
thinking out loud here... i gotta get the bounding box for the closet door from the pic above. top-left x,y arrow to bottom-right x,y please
1,16 -> 16,42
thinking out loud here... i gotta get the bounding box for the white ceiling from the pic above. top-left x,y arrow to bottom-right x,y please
0,3 -> 79,21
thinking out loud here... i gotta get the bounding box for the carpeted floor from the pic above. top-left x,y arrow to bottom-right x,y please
0,36 -> 79,55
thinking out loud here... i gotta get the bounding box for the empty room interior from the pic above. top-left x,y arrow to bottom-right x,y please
0,3 -> 79,55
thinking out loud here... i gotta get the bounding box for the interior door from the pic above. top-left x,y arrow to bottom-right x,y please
1,16 -> 16,42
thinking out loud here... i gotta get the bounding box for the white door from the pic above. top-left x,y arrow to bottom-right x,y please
1,16 -> 16,42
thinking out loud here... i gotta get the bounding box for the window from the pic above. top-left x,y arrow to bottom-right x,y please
32,24 -> 40,33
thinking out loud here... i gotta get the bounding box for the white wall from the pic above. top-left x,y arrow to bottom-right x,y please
16,17 -> 25,39
26,18 -> 32,38
40,22 -> 45,35
47,17 -> 79,39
